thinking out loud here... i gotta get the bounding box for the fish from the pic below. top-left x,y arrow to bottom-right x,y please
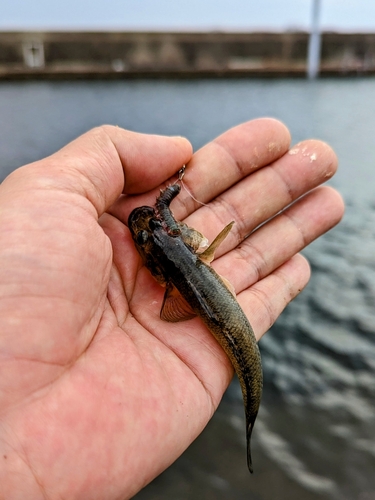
128,182 -> 263,473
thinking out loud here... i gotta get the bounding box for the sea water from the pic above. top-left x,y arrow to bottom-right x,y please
1,77 -> 375,500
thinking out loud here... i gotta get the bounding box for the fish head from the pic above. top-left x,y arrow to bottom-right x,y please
128,205 -> 166,281
128,205 -> 157,249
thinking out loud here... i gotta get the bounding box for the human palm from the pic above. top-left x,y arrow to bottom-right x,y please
0,120 -> 343,499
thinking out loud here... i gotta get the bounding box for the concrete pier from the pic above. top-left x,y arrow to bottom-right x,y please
1,31 -> 375,79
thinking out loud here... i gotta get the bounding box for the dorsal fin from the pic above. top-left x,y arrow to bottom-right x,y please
198,221 -> 234,264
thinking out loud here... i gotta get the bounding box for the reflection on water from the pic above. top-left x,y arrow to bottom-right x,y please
1,78 -> 375,499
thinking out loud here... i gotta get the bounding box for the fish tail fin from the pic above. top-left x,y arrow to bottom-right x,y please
246,420 -> 255,474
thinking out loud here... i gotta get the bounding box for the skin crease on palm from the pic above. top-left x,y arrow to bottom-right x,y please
0,119 -> 344,499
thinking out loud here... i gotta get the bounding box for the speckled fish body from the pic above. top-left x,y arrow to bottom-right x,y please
128,184 -> 263,473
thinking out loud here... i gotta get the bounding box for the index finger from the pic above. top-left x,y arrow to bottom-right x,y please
113,118 -> 291,221
178,117 -> 291,216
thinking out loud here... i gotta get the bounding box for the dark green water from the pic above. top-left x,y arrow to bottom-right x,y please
1,78 -> 375,499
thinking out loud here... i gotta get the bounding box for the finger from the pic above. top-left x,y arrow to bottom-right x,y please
237,253 -> 311,341
213,186 -> 344,293
3,126 -> 192,217
184,139 -> 339,250
176,117 -> 291,215
111,118 -> 291,221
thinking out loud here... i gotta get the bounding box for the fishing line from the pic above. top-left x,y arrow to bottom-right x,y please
177,165 -> 209,208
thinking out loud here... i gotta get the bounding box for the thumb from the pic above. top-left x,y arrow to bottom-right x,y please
4,125 -> 193,218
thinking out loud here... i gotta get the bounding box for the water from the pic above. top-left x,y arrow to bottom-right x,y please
1,78 -> 375,499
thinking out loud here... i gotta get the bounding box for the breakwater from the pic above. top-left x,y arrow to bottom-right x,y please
1,31 -> 375,79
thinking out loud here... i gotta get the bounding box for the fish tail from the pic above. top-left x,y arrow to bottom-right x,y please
246,419 -> 256,474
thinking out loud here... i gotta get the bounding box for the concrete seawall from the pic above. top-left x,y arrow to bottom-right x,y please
1,31 -> 375,79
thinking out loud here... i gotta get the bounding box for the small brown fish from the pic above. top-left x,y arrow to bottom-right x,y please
128,183 -> 263,473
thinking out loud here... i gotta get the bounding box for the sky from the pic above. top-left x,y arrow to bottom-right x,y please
2,0 -> 375,32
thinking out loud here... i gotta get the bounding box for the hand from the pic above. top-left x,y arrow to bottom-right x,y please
0,120 -> 344,499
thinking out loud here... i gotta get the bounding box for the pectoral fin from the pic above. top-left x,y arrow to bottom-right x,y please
198,221 -> 234,264
160,283 -> 197,322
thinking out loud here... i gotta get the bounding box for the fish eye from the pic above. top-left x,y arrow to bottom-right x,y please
149,219 -> 162,230
136,230 -> 149,245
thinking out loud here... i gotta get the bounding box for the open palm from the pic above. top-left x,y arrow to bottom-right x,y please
0,120 -> 343,499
